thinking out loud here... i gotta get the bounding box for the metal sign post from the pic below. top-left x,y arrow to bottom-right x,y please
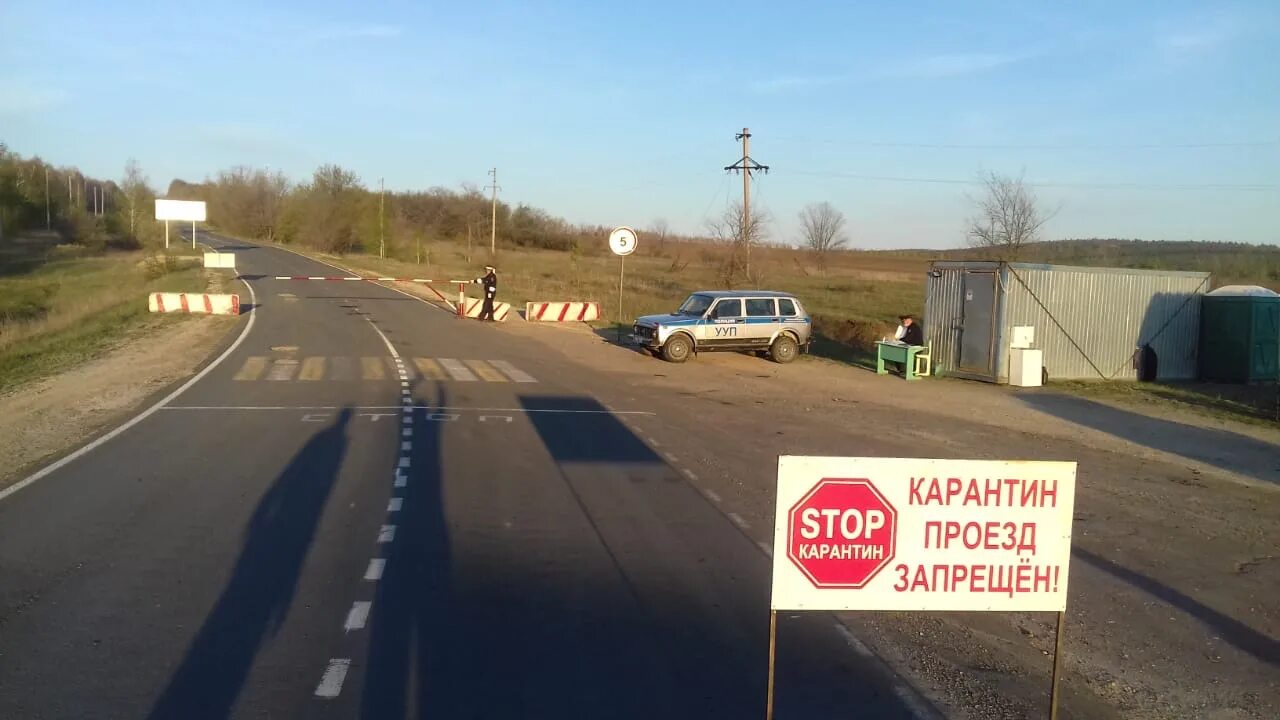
1049,610 -> 1066,719
765,609 -> 778,720
154,199 -> 207,253
608,226 -> 637,343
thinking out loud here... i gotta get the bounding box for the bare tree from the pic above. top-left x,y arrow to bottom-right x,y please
707,201 -> 769,287
798,201 -> 848,273
966,171 -> 1055,260
651,217 -> 670,252
120,158 -> 151,241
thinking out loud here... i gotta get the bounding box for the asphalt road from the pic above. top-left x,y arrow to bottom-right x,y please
0,235 -> 933,719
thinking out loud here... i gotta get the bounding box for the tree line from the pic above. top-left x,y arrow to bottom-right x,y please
166,164 -> 656,260
0,143 -> 158,250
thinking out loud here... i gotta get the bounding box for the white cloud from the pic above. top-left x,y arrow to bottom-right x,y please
751,51 -> 1024,94
1155,12 -> 1245,61
751,75 -> 843,94
1161,30 -> 1227,51
0,81 -> 68,115
304,23 -> 403,43
883,52 -> 1022,79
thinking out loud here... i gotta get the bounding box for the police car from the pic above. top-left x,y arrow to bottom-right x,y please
632,290 -> 813,364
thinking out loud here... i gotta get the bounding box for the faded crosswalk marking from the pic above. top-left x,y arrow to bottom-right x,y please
299,357 -> 326,380
464,359 -> 507,382
413,358 -> 447,380
437,358 -> 478,382
231,356 -> 536,383
266,359 -> 298,381
361,357 -> 386,380
489,359 -> 537,383
233,356 -> 269,381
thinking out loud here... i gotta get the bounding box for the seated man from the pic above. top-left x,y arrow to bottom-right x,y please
895,314 -> 924,346
887,314 -> 924,375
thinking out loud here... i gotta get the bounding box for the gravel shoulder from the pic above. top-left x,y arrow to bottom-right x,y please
502,320 -> 1280,720
0,313 -> 239,492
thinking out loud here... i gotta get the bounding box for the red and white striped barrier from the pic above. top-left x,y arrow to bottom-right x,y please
149,293 -> 241,315
525,301 -> 600,322
273,275 -> 469,313
274,275 -> 445,282
462,298 -> 511,322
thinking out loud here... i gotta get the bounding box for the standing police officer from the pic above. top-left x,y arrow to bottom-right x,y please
473,265 -> 498,321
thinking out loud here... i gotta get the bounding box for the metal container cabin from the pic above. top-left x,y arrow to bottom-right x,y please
924,262 -> 1210,383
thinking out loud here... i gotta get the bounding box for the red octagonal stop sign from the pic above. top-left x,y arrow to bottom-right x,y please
787,478 -> 897,588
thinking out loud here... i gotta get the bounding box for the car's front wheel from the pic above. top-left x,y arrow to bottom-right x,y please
661,334 -> 693,363
769,334 -> 799,364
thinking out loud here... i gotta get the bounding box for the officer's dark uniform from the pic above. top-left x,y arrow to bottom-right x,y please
901,321 -> 923,346
473,267 -> 498,321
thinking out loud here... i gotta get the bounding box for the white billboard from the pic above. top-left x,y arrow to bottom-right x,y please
771,457 -> 1077,612
155,199 -> 207,222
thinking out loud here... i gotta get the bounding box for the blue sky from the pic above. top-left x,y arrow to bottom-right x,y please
3,0 -> 1277,248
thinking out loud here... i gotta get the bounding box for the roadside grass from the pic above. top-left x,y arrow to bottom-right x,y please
1053,379 -> 1280,428
0,237 -> 213,393
272,236 -> 927,367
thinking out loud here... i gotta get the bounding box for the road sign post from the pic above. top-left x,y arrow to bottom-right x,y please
768,456 -> 1077,718
608,226 -> 637,343
155,199 -> 207,253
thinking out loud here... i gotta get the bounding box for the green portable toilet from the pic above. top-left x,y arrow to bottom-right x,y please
1199,285 -> 1280,382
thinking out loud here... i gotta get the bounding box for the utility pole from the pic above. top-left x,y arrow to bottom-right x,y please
379,177 -> 385,259
723,127 -> 769,281
44,167 -> 51,230
487,167 -> 500,255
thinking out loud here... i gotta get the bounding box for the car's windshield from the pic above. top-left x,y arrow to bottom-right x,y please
676,294 -> 714,316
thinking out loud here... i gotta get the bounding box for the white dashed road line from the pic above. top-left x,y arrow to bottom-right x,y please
704,488 -> 722,504
378,525 -> 397,543
344,601 -> 371,632
364,559 -> 386,581
314,659 -> 351,698
387,498 -> 403,512
728,512 -> 750,530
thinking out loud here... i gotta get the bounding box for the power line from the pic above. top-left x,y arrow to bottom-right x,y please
773,136 -> 1280,150
786,169 -> 1278,192
699,173 -> 731,221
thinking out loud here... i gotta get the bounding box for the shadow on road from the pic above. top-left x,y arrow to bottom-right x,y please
146,408 -> 353,720
1073,547 -> 1279,666
1019,393 -> 1279,486
359,392 -> 932,718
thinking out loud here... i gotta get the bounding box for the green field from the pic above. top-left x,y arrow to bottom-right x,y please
0,235 -> 212,392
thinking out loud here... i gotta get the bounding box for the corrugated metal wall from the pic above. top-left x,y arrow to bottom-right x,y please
1001,265 -> 1209,381
923,264 -> 971,378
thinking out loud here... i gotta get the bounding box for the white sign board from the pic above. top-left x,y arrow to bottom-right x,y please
155,199 -> 207,222
771,456 -> 1076,612
609,226 -> 637,256
203,253 -> 235,269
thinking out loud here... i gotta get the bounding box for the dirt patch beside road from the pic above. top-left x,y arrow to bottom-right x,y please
502,320 -> 1280,720
0,313 -> 237,492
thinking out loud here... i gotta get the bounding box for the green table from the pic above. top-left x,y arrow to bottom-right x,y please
876,341 -> 926,380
